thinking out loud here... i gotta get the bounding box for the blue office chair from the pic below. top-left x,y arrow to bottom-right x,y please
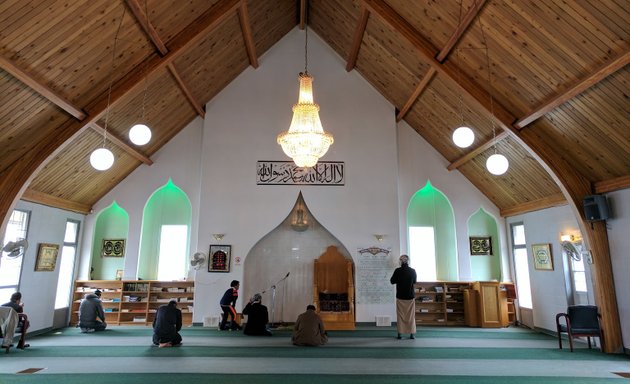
555,305 -> 604,352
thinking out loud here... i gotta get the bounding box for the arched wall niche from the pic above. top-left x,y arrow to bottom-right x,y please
91,201 -> 129,280
137,179 -> 192,280
243,192 -> 351,323
407,180 -> 458,281
468,208 -> 501,281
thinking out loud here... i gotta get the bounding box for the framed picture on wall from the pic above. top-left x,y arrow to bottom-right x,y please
209,245 -> 231,272
469,236 -> 492,256
532,243 -> 553,270
35,243 -> 60,271
102,239 -> 125,257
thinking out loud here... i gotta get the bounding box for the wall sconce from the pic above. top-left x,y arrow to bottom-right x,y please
374,234 -> 385,242
560,233 -> 582,243
212,234 -> 225,241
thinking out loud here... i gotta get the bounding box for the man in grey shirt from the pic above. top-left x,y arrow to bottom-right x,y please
78,289 -> 107,333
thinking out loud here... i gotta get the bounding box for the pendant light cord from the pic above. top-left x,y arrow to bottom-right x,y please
304,10 -> 308,74
103,6 -> 127,147
479,15 -> 497,154
141,0 -> 149,121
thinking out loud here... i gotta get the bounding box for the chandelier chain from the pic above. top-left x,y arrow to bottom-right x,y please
103,6 -> 127,147
304,12 -> 308,74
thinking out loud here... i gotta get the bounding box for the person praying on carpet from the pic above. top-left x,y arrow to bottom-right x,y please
152,300 -> 182,347
242,293 -> 272,336
219,280 -> 242,331
292,305 -> 328,346
78,289 -> 107,333
2,292 -> 30,349
390,254 -> 417,340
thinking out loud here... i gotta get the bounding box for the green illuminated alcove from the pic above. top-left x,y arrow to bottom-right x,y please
137,179 -> 192,280
92,201 -> 129,280
468,208 -> 501,281
407,181 -> 458,281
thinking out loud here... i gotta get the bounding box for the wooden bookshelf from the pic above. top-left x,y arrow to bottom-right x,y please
414,281 -> 472,326
70,280 -> 194,326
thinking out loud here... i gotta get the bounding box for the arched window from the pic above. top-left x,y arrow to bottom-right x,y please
92,201 -> 128,280
137,179 -> 191,280
407,181 -> 457,281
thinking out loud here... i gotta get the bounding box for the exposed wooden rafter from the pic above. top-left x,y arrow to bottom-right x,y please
299,0 -> 307,30
500,193 -> 567,217
448,131 -> 509,171
237,1 -> 259,68
346,6 -> 369,72
167,63 -> 206,118
594,175 -> 630,194
125,0 -> 168,55
21,189 -> 92,214
0,56 -> 86,120
515,51 -> 630,129
396,68 -> 436,122
89,123 -> 153,165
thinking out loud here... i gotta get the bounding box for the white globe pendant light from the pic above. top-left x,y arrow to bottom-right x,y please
129,123 -> 152,145
486,153 -> 509,175
90,148 -> 114,171
452,126 -> 474,148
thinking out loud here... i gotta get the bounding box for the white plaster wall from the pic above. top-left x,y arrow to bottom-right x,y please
606,188 -> 630,347
79,117 -> 204,280
396,120 -> 509,281
13,200 -> 85,332
196,28 -> 400,323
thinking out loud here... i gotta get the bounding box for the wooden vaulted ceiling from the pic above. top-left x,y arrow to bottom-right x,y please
0,0 -> 627,352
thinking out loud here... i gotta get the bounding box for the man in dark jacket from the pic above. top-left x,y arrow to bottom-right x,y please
292,305 -> 327,346
242,293 -> 272,336
219,280 -> 241,330
78,289 -> 107,332
152,300 -> 182,347
390,254 -> 417,339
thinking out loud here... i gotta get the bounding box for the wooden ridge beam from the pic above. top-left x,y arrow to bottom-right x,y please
238,1 -> 258,68
500,193 -> 567,217
21,189 -> 92,215
595,175 -> 630,194
125,0 -> 168,55
436,0 -> 486,63
448,131 -> 509,171
515,51 -> 630,129
167,63 -> 206,118
89,123 -> 153,165
346,6 -> 369,72
0,55 -> 86,120
299,0 -> 307,30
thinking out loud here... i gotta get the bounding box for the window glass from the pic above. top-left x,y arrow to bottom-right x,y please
55,220 -> 79,309
157,225 -> 188,281
571,257 -> 587,293
512,224 -> 526,245
409,226 -> 436,281
0,209 -> 30,292
511,223 -> 532,308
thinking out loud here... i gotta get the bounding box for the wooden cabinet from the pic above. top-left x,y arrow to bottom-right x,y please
414,282 -> 472,326
464,281 -> 515,328
71,280 -> 194,326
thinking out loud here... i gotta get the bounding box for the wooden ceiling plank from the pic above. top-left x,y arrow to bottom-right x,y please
396,67 -> 436,122
345,5 -> 369,72
436,0 -> 486,63
237,1 -> 259,69
167,63 -> 205,118
515,51 -> 630,129
0,55 -> 86,120
595,175 -> 630,194
448,130 -> 509,171
500,193 -> 568,217
126,0 -> 169,56
89,123 -> 153,166
21,189 -> 92,214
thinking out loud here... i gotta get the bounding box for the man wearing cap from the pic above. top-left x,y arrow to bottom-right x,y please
2,292 -> 30,349
242,293 -> 272,336
78,289 -> 107,333
390,254 -> 417,339
152,300 -> 182,347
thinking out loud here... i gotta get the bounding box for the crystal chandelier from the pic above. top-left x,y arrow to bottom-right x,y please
277,18 -> 333,168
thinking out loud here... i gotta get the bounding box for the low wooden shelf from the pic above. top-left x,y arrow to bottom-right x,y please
71,280 -> 194,326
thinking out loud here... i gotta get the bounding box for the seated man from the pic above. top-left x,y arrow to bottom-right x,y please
292,305 -> 328,346
152,300 -> 182,347
78,289 -> 107,332
0,306 -> 19,352
242,293 -> 272,336
1,292 -> 30,349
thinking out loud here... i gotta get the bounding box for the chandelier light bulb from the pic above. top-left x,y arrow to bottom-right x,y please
486,153 -> 509,175
90,148 -> 114,171
452,126 -> 474,148
129,123 -> 152,145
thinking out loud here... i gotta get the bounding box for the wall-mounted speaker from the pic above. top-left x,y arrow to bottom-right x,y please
583,195 -> 609,221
